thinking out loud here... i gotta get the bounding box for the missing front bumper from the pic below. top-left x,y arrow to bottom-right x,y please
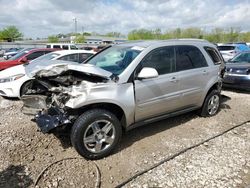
34,107 -> 71,133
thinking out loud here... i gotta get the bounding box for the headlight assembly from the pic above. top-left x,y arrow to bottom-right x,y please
0,74 -> 25,83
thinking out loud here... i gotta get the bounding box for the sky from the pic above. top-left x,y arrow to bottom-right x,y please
0,0 -> 250,38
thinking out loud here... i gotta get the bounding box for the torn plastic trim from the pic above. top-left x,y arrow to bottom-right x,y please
34,107 -> 71,133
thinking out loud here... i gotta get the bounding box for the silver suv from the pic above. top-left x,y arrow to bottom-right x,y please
22,39 -> 224,159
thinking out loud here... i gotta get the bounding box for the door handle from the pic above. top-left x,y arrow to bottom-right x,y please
202,70 -> 209,75
170,77 -> 179,83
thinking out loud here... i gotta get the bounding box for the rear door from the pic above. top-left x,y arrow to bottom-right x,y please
176,45 -> 210,108
134,46 -> 182,121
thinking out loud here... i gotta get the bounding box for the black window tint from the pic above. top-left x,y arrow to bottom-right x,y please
59,54 -> 79,62
46,45 -> 51,48
53,45 -> 61,49
204,47 -> 222,64
26,51 -> 45,60
62,45 -> 69,50
140,46 -> 175,75
176,45 -> 207,71
79,53 -> 93,63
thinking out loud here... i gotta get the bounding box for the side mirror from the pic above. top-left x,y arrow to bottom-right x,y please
20,57 -> 28,62
137,67 -> 159,80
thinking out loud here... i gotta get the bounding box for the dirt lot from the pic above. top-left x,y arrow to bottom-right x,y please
0,90 -> 249,188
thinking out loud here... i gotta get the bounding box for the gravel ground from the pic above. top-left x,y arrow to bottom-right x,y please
0,90 -> 249,188
126,122 -> 250,188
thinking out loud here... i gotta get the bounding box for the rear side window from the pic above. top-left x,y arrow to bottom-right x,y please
62,45 -> 69,50
46,45 -> 51,48
79,53 -> 93,63
58,54 -> 79,62
176,45 -> 207,71
140,46 -> 175,75
204,47 -> 222,65
26,51 -> 45,60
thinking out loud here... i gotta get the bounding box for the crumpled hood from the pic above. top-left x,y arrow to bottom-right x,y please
0,64 -> 25,78
25,60 -> 113,79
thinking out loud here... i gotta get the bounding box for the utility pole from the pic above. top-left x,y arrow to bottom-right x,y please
82,26 -> 84,34
73,18 -> 77,34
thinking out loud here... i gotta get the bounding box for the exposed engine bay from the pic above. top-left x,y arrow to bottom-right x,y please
22,62 -> 114,133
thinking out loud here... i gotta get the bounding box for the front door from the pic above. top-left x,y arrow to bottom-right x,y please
134,46 -> 182,121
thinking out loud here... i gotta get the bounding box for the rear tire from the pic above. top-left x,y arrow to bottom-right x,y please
198,90 -> 221,117
71,109 -> 122,160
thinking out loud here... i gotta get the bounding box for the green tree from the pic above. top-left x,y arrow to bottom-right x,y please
74,34 -> 85,43
0,26 -> 23,42
48,35 -> 59,43
105,32 -> 122,38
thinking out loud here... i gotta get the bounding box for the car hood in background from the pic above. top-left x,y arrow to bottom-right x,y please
25,60 -> 113,79
226,63 -> 250,68
0,64 -> 25,78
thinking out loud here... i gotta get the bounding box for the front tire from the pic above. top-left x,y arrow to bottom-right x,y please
198,90 -> 221,117
20,81 -> 33,97
71,109 -> 122,160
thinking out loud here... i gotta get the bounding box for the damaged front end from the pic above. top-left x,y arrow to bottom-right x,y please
22,93 -> 71,133
22,61 -> 113,133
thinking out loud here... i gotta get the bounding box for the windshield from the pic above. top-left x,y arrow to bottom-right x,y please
218,46 -> 236,51
31,52 -> 60,63
230,52 -> 250,63
87,46 -> 142,75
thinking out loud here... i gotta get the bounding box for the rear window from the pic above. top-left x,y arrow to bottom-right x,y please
204,47 -> 223,65
217,46 -> 235,51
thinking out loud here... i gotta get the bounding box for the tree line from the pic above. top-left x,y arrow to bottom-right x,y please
128,27 -> 250,43
2,25 -> 250,43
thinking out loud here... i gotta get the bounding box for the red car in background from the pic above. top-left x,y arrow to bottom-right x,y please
0,48 -> 58,70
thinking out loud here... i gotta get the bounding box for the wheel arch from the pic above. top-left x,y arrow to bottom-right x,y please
70,102 -> 127,130
19,79 -> 33,97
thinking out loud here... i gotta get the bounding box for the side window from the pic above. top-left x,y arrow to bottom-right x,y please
46,45 -> 51,48
140,46 -> 175,75
204,47 -> 223,64
70,45 -> 77,50
53,45 -> 61,49
79,53 -> 93,63
62,45 -> 69,50
59,54 -> 79,62
26,51 -> 45,60
176,45 -> 207,71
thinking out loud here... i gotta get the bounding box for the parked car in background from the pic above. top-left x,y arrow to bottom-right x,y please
46,43 -> 78,50
0,47 -> 20,58
3,48 -> 25,60
223,51 -> 250,90
218,44 -> 250,61
0,50 -> 95,98
0,48 -> 57,71
21,39 -> 224,159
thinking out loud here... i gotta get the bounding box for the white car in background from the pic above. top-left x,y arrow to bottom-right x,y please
217,44 -> 240,61
0,50 -> 95,98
